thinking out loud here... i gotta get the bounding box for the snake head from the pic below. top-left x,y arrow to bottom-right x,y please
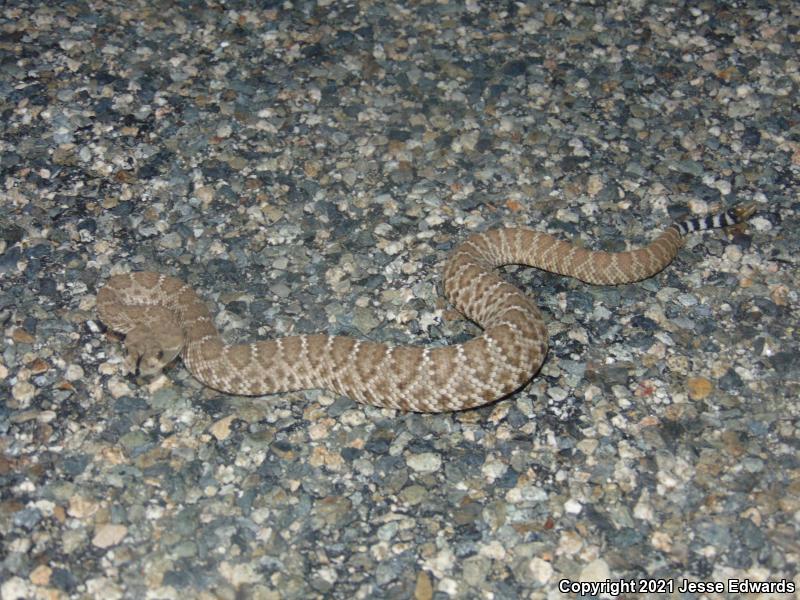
122,323 -> 183,376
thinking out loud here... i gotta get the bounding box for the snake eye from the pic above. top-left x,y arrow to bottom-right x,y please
156,350 -> 164,360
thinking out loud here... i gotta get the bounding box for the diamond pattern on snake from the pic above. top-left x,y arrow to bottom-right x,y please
97,204 -> 755,413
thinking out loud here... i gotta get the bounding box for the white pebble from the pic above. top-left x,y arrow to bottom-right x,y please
481,457 -> 508,482
580,558 -> 610,582
12,381 -> 35,407
507,483 -> 547,503
407,452 -> 442,473
750,216 -> 772,232
714,179 -> 732,195
547,386 -> 568,402
723,245 -> 742,262
1,577 -> 33,600
92,523 -> 128,548
107,378 -> 132,398
479,540 -> 506,560
65,364 -> 84,381
437,577 -> 458,595
425,547 -> 455,576
384,241 -> 404,255
527,557 -> 553,584
688,198 -> 709,214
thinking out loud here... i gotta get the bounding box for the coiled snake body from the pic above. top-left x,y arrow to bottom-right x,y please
97,205 -> 754,412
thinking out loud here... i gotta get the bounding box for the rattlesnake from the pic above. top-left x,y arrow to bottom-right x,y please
97,205 -> 754,413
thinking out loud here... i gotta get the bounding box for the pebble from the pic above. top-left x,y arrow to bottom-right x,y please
687,376 -> 714,401
158,232 -> 183,250
479,541 -> 506,560
209,415 -> 235,441
11,381 -> 35,408
481,457 -> 508,482
414,571 -> 433,600
406,452 -> 442,473
579,558 -> 610,583
527,557 -> 554,585
64,364 -> 84,381
399,484 -> 426,505
29,564 -> 52,585
558,530 -> 584,556
1,578 -> 33,600
352,306 -> 381,334
68,496 -> 99,519
106,378 -> 132,398
92,524 -> 128,549
676,293 -> 698,307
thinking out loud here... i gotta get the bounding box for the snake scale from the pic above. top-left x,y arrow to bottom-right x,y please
97,204 -> 754,412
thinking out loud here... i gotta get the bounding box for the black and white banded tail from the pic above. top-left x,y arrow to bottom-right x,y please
674,204 -> 756,236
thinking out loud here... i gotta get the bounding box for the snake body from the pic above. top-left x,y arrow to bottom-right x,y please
97,205 -> 753,412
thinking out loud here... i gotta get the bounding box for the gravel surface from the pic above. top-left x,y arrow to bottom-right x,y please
1,1 -> 798,598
